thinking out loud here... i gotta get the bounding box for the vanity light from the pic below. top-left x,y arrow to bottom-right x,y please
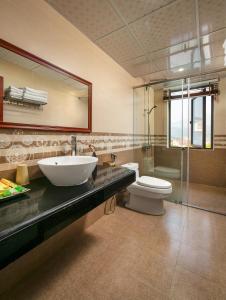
178,68 -> 184,72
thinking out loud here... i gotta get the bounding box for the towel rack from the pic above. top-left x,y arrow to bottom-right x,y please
3,97 -> 43,110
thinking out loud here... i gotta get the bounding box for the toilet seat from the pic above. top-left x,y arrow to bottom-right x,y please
137,176 -> 171,189
128,181 -> 172,196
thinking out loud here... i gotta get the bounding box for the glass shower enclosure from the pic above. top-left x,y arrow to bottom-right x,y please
133,79 -> 190,206
133,77 -> 226,215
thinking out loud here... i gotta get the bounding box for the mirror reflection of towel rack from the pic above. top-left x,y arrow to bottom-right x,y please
3,97 -> 44,110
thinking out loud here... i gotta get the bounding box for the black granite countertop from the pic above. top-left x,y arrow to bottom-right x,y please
0,165 -> 135,269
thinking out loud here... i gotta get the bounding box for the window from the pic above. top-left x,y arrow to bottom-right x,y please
169,94 -> 213,149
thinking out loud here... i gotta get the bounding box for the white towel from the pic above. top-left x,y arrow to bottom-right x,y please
5,86 -> 23,100
7,91 -> 23,96
24,87 -> 48,97
8,86 -> 23,93
7,93 -> 23,100
5,86 -> 48,105
23,92 -> 47,101
10,94 -> 23,99
23,94 -> 47,104
23,87 -> 48,105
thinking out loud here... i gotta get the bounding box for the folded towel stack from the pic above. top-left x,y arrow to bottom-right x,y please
5,86 -> 48,105
23,87 -> 48,105
5,86 -> 23,100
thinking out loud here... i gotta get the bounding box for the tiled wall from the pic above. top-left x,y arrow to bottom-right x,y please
0,130 -> 147,179
2,130 -> 226,186
189,148 -> 226,187
214,135 -> 226,149
153,134 -> 226,187
151,134 -> 226,149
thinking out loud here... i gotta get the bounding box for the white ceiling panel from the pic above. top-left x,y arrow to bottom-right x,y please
143,66 -> 201,82
148,56 -> 168,74
168,48 -> 200,69
199,0 -> 226,35
96,27 -> 144,62
122,48 -> 201,78
143,69 -> 171,82
129,0 -> 197,53
201,29 -> 226,59
202,56 -> 226,72
121,56 -> 150,77
46,0 -> 226,81
46,0 -> 124,41
112,0 -> 175,23
147,39 -> 200,72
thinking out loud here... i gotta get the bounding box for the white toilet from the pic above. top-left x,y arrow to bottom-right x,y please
122,163 -> 172,215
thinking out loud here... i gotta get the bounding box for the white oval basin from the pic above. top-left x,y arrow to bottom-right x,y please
38,156 -> 98,186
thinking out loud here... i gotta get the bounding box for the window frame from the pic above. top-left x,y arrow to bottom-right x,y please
168,95 -> 214,149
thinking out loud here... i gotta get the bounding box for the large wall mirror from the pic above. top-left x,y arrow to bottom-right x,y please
0,39 -> 92,132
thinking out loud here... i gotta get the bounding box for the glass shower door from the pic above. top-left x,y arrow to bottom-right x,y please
133,85 -> 155,176
153,79 -> 190,204
133,79 -> 190,205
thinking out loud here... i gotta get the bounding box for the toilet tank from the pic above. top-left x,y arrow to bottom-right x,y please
121,163 -> 139,179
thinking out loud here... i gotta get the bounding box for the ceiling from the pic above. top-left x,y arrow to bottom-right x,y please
46,0 -> 226,82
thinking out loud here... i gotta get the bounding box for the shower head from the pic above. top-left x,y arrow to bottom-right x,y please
147,105 -> 157,114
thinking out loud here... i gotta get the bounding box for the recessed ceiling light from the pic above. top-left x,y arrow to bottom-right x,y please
178,68 -> 184,72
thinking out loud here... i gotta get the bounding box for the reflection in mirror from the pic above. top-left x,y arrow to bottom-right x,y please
0,45 -> 90,130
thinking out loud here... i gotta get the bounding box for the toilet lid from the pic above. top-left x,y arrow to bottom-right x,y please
137,176 -> 171,189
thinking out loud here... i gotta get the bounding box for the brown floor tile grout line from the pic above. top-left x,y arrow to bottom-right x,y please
182,203 -> 226,217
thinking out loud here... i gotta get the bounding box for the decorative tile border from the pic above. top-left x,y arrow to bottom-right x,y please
150,135 -> 226,149
0,130 -> 147,171
1,131 -> 225,172
214,135 -> 226,149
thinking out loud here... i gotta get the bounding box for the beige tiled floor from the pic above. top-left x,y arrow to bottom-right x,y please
168,179 -> 226,214
2,202 -> 226,300
188,182 -> 226,215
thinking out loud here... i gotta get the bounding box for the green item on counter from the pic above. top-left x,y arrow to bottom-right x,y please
0,178 -> 30,201
2,190 -> 12,197
15,185 -> 25,192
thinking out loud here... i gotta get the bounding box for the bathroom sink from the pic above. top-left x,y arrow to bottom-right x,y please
38,156 -> 98,186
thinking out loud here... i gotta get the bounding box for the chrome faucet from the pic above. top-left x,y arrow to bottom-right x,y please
71,135 -> 77,156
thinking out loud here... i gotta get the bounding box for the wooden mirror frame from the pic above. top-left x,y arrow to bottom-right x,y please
0,39 -> 92,133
